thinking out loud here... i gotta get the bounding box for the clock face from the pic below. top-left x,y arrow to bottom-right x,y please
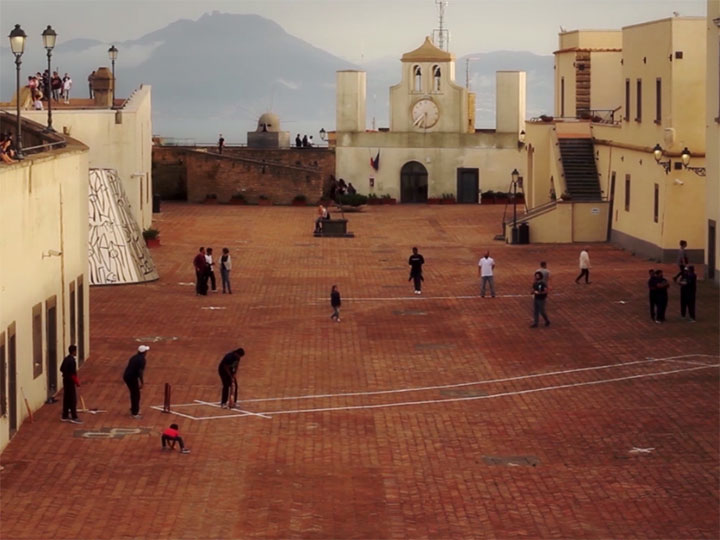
412,99 -> 439,128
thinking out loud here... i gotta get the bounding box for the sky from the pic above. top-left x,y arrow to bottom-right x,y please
0,0 -> 709,64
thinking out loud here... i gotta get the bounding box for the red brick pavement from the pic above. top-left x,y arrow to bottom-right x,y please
2,203 -> 718,539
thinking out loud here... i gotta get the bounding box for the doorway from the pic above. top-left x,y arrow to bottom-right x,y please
8,325 -> 17,437
400,161 -> 428,203
606,172 -> 616,241
456,168 -> 479,203
709,220 -> 716,281
77,276 -> 85,365
46,298 -> 58,400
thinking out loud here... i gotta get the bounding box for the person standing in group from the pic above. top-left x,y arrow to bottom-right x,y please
218,134 -> 225,155
62,73 -> 72,104
220,247 -> 232,294
653,269 -> 670,323
647,268 -> 658,322
302,134 -> 309,147
673,240 -> 689,282
59,345 -> 82,424
535,261 -> 550,286
88,70 -> 95,99
330,285 -> 341,322
530,271 -> 550,327
218,348 -> 244,408
575,247 -> 591,284
205,247 -> 217,292
678,265 -> 697,322
161,423 -> 190,454
193,247 -> 208,295
408,247 -> 425,294
478,251 -> 496,298
123,345 -> 149,418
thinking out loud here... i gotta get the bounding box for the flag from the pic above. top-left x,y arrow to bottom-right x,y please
370,150 -> 380,171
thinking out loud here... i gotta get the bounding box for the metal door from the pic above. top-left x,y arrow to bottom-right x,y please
400,161 -> 428,203
457,168 -> 479,203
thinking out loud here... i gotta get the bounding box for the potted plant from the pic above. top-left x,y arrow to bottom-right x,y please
229,193 -> 247,205
258,194 -> 272,206
367,193 -> 382,205
339,193 -> 368,207
381,193 -> 396,205
204,193 -> 218,204
539,114 -> 554,122
142,228 -> 160,248
481,190 -> 495,204
427,196 -> 442,204
292,194 -> 307,206
440,193 -> 456,204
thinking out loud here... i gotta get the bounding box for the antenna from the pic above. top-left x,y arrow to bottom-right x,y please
465,57 -> 481,90
432,0 -> 450,51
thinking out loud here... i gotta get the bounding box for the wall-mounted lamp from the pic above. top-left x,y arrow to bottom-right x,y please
518,129 -> 526,148
319,128 -> 327,142
42,249 -> 62,258
652,143 -> 671,174
679,147 -> 706,176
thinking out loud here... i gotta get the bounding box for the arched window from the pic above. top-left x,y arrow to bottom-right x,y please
413,65 -> 422,92
433,65 -> 441,91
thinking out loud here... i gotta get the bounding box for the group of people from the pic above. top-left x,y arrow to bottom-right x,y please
295,134 -> 314,148
646,240 -> 698,323
27,70 -> 72,108
0,133 -> 17,164
328,177 -> 356,200
193,247 -> 233,295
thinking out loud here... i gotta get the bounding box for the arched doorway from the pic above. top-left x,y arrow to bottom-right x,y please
400,161 -> 428,203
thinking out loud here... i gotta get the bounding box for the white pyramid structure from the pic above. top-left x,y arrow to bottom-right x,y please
88,168 -> 159,285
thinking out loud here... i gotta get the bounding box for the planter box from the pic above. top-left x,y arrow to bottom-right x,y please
145,237 -> 160,248
381,198 -> 397,205
440,199 -> 456,204
368,199 -> 383,205
229,199 -> 247,205
258,199 -> 272,206
204,198 -> 219,204
292,200 -> 307,206
427,198 -> 442,204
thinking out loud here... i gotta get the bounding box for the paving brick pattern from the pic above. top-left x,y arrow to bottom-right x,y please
2,203 -> 718,539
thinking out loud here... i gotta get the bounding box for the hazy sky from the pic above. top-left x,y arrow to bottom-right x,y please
0,0 -> 709,63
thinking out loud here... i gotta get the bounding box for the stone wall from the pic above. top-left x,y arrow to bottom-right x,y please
152,146 -> 335,204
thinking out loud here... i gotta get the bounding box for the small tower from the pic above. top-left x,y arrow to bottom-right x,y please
336,70 -> 367,133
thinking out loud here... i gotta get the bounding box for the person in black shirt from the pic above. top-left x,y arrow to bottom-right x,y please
330,285 -> 341,322
218,348 -> 245,408
530,271 -> 550,327
59,345 -> 82,424
217,134 -> 225,154
123,345 -> 149,418
678,265 -> 697,322
647,268 -> 658,321
653,269 -> 670,323
408,247 -> 425,294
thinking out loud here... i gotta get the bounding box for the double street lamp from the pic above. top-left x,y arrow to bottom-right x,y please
9,24 -> 26,159
510,168 -> 520,243
108,45 -> 118,106
41,25 -> 57,132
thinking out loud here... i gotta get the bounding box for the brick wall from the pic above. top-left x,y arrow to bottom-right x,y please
152,146 -> 335,204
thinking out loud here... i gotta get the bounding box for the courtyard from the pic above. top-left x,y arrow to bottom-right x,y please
1,202 -> 718,539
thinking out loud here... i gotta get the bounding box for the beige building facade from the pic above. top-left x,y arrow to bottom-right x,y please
335,38 -> 526,202
0,122 -> 89,451
706,0 -> 719,283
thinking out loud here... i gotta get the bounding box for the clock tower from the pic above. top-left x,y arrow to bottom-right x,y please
389,36 -> 471,133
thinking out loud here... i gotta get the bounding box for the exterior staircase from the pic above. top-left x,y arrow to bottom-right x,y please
558,138 -> 602,201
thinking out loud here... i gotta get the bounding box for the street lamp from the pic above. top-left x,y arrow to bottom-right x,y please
511,168 -> 520,244
319,128 -> 327,141
9,24 -> 26,159
108,44 -> 118,106
679,147 -> 706,176
41,25 -> 57,132
652,143 -> 671,174
518,129 -> 526,148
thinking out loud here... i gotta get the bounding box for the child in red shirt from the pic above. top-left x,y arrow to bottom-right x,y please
162,423 -> 190,454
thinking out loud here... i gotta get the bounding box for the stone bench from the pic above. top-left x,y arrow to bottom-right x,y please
313,219 -> 354,238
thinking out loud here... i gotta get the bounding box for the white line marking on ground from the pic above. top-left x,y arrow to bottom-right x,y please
194,399 -> 271,419
149,406 -> 197,421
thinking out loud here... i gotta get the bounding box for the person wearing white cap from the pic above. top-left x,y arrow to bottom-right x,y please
123,345 -> 149,418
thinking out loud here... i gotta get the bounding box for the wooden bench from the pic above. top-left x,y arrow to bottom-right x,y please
314,219 -> 354,238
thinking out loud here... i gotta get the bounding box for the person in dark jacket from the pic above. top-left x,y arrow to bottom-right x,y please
330,285 -> 341,322
647,268 -> 657,321
530,271 -> 550,327
653,269 -> 670,323
678,265 -> 697,322
193,247 -> 208,295
123,345 -> 149,418
59,345 -> 82,424
218,348 -> 245,408
408,247 -> 425,294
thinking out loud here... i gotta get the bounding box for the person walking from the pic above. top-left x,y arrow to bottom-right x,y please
218,134 -> 225,154
330,285 -> 342,322
653,269 -> 670,323
535,261 -> 550,286
220,247 -> 232,294
575,247 -> 591,284
478,251 -> 496,298
673,240 -> 689,282
161,423 -> 191,454
408,247 -> 425,294
647,268 -> 658,322
123,345 -> 149,418
218,348 -> 244,408
679,265 -> 697,322
205,247 -> 217,292
59,345 -> 82,424
530,271 -> 550,327
193,247 -> 208,295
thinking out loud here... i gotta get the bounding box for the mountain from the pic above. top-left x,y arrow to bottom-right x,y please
0,13 -> 554,142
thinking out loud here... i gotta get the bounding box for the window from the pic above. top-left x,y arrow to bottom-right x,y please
624,79 -> 630,121
636,79 -> 642,121
625,174 -> 631,211
413,65 -> 422,92
32,303 -> 42,379
655,78 -> 662,123
653,183 -> 659,223
432,65 -> 441,92
561,77 -> 565,117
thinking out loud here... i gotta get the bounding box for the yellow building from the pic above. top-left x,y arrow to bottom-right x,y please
335,37 -> 526,202
0,118 -> 89,451
523,16 -> 709,263
706,0 -> 719,283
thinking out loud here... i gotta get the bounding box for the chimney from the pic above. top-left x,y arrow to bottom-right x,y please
92,67 -> 114,107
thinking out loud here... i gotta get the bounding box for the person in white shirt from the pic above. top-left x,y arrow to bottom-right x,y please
62,74 -> 72,104
205,247 -> 217,292
575,248 -> 591,284
478,251 -> 496,298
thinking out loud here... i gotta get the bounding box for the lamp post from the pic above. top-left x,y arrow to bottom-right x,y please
9,24 -> 26,160
652,143 -> 671,174
511,168 -> 520,244
41,25 -> 57,132
108,44 -> 118,106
